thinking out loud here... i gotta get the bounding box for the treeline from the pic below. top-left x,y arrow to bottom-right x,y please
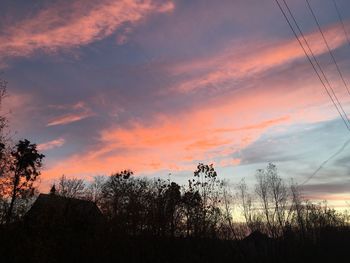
45,164 -> 228,239
236,163 -> 349,241
42,163 -> 350,241
3,159 -> 348,242
1,162 -> 349,263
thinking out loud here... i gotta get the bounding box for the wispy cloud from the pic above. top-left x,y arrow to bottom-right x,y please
23,21 -> 350,182
169,22 -> 350,93
47,113 -> 92,126
38,138 -> 65,151
42,102 -> 294,179
0,0 -> 174,62
47,102 -> 94,126
41,61 -> 344,179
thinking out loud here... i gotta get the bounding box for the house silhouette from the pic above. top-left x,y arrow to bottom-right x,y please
24,193 -> 104,231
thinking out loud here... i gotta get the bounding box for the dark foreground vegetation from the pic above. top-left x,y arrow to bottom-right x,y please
1,78 -> 349,262
1,164 -> 349,263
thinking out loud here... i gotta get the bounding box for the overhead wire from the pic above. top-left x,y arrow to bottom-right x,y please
301,137 -> 350,185
305,0 -> 350,96
281,0 -> 350,130
275,0 -> 350,131
331,0 -> 350,47
274,0 -> 350,185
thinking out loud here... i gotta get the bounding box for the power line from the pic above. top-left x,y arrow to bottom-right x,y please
305,0 -> 350,96
331,0 -> 350,47
275,0 -> 350,131
301,137 -> 350,185
281,0 -> 350,130
275,0 -> 350,185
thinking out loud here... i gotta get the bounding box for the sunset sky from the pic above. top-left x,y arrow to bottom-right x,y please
1,0 -> 350,208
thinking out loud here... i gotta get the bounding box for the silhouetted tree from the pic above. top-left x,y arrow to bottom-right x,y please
85,175 -> 107,207
163,182 -> 181,237
57,174 -> 86,198
192,163 -> 224,237
236,179 -> 263,233
182,186 -> 203,237
1,139 -> 44,223
290,181 -> 305,240
145,179 -> 182,237
255,163 -> 289,237
99,165 -> 227,238
100,170 -> 135,233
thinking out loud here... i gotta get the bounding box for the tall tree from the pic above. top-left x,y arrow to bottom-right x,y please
3,139 -> 44,223
192,163 -> 223,236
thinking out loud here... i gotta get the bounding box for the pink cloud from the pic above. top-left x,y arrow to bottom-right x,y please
169,22 -> 350,93
47,113 -> 93,126
38,138 -> 65,151
0,0 -> 174,62
41,67 -> 342,181
41,86 -> 298,179
47,102 -> 94,126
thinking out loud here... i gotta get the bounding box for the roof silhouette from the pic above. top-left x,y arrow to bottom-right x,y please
24,193 -> 104,229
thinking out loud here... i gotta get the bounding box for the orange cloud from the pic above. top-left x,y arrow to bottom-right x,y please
0,0 -> 174,62
42,84 -> 304,180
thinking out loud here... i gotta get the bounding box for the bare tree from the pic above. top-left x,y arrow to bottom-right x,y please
268,164 -> 289,234
222,182 -> 237,239
255,165 -> 274,236
255,163 -> 290,237
290,181 -> 305,239
56,174 -> 86,199
85,175 -> 107,206
236,179 -> 263,233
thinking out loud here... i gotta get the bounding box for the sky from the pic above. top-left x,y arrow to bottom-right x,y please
1,0 -> 350,208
